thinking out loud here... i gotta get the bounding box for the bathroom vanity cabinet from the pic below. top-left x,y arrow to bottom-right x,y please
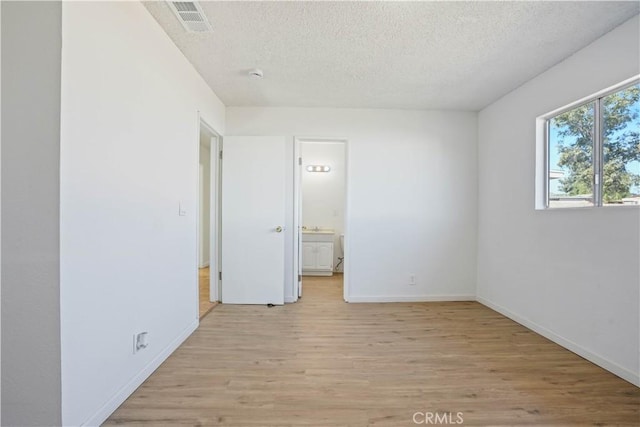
301,231 -> 334,276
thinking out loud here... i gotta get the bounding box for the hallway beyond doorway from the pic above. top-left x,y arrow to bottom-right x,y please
199,267 -> 217,318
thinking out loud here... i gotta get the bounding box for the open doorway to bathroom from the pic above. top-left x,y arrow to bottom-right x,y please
296,139 -> 347,302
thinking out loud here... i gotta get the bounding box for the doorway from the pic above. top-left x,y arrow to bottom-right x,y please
198,119 -> 220,318
294,139 -> 347,302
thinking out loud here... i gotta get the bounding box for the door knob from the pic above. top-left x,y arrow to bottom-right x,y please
275,226 -> 284,233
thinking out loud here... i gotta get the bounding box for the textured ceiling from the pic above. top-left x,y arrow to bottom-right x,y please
144,1 -> 639,111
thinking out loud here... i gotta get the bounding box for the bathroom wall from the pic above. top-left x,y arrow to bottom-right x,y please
301,142 -> 345,270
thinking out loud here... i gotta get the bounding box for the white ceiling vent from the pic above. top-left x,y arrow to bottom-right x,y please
168,1 -> 212,33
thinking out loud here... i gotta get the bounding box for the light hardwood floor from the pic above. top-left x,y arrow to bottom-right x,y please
199,267 -> 217,319
105,275 -> 639,426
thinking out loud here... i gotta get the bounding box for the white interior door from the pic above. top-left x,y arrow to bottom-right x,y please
221,136 -> 286,304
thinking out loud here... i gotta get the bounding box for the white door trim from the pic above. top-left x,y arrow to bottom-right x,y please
209,133 -> 220,302
293,137 -> 350,303
293,139 -> 302,299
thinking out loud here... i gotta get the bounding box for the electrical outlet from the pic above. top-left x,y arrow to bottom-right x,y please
133,332 -> 149,354
409,274 -> 416,286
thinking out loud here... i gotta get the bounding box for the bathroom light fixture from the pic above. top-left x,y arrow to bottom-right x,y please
306,165 -> 331,173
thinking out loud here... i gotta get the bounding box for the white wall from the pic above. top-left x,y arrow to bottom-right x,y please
226,107 -> 478,303
60,2 -> 225,426
0,4 -> 2,424
1,2 -> 62,425
477,15 -> 640,386
301,142 -> 345,270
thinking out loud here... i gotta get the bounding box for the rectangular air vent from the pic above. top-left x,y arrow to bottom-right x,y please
168,1 -> 212,33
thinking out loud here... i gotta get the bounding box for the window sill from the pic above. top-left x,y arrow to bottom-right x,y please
536,204 -> 640,212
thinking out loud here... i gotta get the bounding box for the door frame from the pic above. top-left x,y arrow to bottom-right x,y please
197,115 -> 222,312
293,137 -> 350,302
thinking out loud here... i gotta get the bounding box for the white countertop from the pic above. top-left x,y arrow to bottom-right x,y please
302,229 -> 335,235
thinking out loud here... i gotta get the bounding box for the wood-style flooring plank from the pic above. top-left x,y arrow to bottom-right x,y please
105,275 -> 639,426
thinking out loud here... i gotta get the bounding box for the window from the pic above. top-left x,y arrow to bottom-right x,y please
545,80 -> 639,208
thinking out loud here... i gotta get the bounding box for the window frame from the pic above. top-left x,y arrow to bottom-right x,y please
543,78 -> 640,209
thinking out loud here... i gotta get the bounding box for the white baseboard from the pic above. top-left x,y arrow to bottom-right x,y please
198,262 -> 210,269
82,319 -> 199,426
348,294 -> 476,303
284,295 -> 297,303
477,296 -> 640,387
302,271 -> 333,276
